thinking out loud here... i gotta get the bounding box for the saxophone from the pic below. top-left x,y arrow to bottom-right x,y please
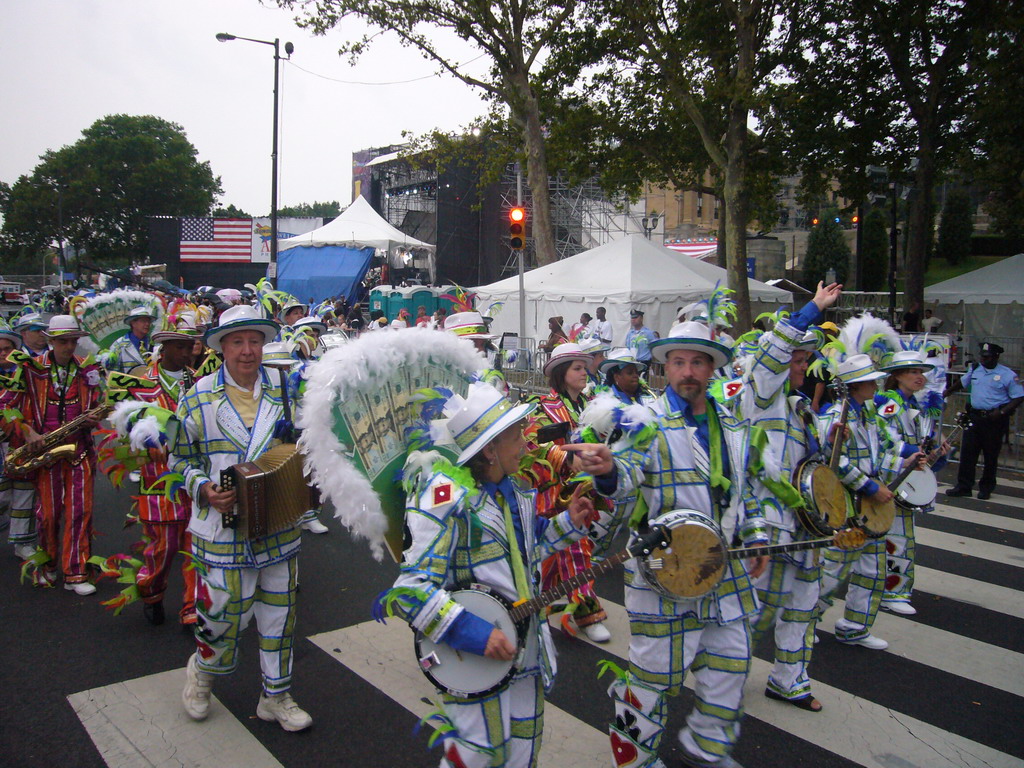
5,404 -> 113,477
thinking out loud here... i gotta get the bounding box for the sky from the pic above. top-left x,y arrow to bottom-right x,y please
2,0 -> 491,216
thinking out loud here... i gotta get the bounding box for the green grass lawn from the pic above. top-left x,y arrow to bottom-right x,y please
924,254 -> 1008,286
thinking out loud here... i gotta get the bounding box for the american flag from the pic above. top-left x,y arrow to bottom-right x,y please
179,218 -> 252,262
665,241 -> 718,261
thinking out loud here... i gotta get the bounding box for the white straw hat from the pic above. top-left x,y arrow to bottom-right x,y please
650,321 -> 731,368
204,305 -> 279,353
543,343 -> 592,377
440,382 -> 537,465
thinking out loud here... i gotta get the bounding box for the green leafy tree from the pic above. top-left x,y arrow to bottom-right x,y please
276,201 -> 343,218
549,0 -> 807,329
859,208 -> 889,291
1,114 -> 221,267
780,0 -> 1002,315
936,189 -> 973,266
803,209 -> 850,288
212,203 -> 252,218
279,0 -> 580,266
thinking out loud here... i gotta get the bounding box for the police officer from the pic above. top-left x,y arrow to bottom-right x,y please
945,342 -> 1024,500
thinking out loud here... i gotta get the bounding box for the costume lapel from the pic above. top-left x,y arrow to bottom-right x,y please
213,369 -> 251,453
245,370 -> 283,462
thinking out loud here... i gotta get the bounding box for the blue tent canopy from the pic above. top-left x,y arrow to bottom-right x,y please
276,245 -> 374,304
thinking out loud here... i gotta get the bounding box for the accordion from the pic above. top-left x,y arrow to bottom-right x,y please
219,444 -> 315,539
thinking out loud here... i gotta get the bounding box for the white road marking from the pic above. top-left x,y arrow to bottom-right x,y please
308,621 -> 610,768
68,667 -> 282,768
928,503 -> 1024,533
915,527 -> 1024,567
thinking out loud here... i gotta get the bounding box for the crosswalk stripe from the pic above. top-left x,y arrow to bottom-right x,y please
928,503 -> 1024,534
308,622 -> 610,768
67,668 -> 283,768
915,527 -> 1024,567
818,600 -> 1024,698
913,565 -> 1024,618
567,600 -> 1022,768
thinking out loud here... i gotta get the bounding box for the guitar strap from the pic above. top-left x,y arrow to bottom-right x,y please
497,490 -> 532,602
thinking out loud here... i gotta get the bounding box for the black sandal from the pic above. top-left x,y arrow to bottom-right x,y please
765,688 -> 823,712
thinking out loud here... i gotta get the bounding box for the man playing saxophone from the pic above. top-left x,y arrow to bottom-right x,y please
0,315 -> 104,592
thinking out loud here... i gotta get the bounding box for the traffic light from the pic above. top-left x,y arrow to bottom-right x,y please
509,207 -> 526,250
851,214 -> 859,225
811,217 -> 819,226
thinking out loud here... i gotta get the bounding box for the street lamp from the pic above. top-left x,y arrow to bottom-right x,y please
642,213 -> 660,240
216,33 -> 293,266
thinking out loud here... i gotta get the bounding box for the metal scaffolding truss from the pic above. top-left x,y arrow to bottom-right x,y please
377,161 -> 438,240
499,165 -> 648,277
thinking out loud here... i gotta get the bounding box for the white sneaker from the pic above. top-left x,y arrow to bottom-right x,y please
838,633 -> 888,650
301,517 -> 329,534
182,653 -> 214,721
128,470 -> 141,483
580,622 -> 611,643
14,544 -> 36,560
881,601 -> 916,616
256,691 -> 312,732
64,581 -> 97,596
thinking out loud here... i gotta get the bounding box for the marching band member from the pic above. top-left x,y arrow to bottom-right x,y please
576,321 -> 768,768
278,299 -> 308,328
13,313 -> 49,357
816,320 -> 921,650
598,348 -> 657,406
875,349 -> 949,615
525,342 -> 612,643
106,305 -> 158,373
171,305 -> 312,732
0,321 -> 38,561
1,315 -> 103,592
733,283 -> 841,713
444,312 -> 509,395
578,336 -> 610,394
113,315 -> 203,625
385,382 -> 591,768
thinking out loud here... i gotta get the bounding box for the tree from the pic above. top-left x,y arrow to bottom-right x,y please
279,0 -> 578,266
936,189 -> 973,266
556,0 -> 805,329
212,203 -> 252,218
859,208 -> 889,291
803,210 -> 850,288
276,201 -> 343,218
781,0 -> 1001,313
1,115 -> 221,266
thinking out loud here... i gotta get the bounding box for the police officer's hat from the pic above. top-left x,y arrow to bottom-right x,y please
980,342 -> 1004,356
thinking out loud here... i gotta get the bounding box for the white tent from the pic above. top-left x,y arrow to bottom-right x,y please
278,195 -> 435,255
474,234 -> 792,345
924,253 -> 1024,360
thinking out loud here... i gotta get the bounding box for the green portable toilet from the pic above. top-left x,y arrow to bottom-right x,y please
368,287 -> 389,316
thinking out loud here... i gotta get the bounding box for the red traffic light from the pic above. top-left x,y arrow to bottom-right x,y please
851,215 -> 859,224
509,207 -> 526,223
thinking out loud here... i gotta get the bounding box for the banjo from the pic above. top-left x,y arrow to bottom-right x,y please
414,524 -> 671,699
638,509 -> 865,601
896,411 -> 969,510
792,379 -> 853,537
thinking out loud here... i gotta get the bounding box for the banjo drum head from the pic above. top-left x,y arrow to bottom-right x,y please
642,511 -> 727,599
809,463 -> 850,530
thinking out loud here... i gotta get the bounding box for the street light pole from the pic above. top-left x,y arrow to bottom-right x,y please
216,33 -> 293,267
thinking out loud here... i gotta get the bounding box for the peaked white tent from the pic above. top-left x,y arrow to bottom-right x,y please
925,254 -> 1024,354
278,195 -> 435,254
474,234 -> 792,344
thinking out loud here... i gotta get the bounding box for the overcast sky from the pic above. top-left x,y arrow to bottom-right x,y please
2,0 -> 490,216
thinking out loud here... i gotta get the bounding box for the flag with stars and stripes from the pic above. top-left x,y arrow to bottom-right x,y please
179,218 -> 253,262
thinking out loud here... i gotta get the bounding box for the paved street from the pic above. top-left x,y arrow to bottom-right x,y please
2,465 -> 1022,768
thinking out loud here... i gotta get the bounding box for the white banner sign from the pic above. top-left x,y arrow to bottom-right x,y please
250,217 -> 324,263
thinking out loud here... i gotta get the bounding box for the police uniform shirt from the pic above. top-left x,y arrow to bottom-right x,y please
961,363 -> 1024,410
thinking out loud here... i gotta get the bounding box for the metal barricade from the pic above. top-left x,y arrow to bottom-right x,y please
943,391 -> 1024,473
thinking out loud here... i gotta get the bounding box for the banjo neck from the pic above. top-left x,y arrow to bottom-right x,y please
728,536 -> 835,562
507,524 -> 670,623
508,547 -> 634,623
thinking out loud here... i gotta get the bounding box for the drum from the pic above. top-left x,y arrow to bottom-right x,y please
854,493 -> 895,538
896,469 -> 938,509
793,459 -> 851,536
636,510 -> 728,600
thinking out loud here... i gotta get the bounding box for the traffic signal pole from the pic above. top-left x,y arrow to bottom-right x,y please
516,164 -> 526,341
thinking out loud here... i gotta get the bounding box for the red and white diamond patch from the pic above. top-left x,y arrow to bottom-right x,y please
432,482 -> 453,507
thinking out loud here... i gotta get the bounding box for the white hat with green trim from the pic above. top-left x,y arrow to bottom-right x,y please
651,321 -> 731,368
598,347 -> 647,375
204,305 -> 279,353
879,349 -> 934,373
835,353 -> 886,384
441,381 -> 537,465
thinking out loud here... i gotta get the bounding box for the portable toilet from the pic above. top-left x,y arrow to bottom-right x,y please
368,287 -> 389,316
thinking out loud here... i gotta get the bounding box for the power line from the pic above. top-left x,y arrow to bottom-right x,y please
284,53 -> 486,86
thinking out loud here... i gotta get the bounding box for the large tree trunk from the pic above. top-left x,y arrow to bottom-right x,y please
722,101 -> 753,330
905,133 -> 936,316
511,72 -> 557,266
